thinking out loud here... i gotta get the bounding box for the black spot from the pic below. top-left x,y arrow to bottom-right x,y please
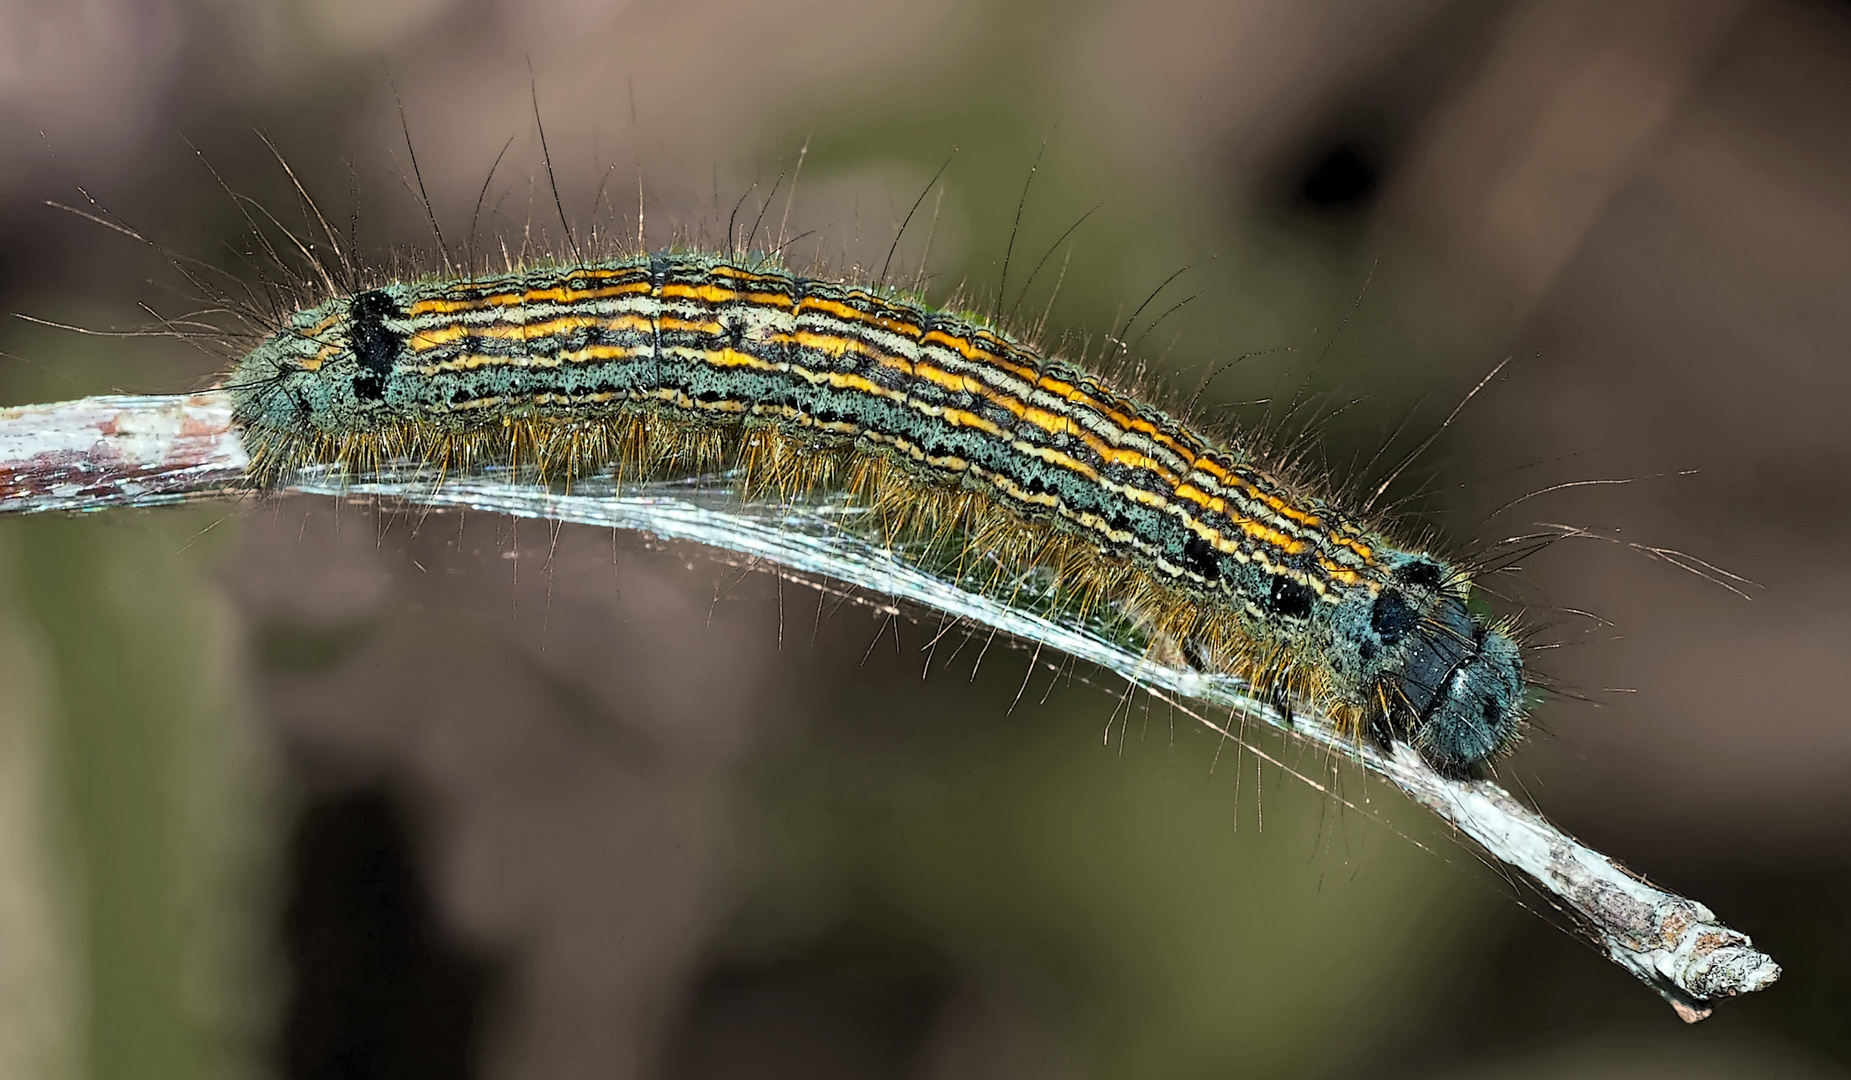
1296,142 -> 1380,213
348,290 -> 404,403
1369,588 -> 1418,645
1265,575 -> 1314,619
1180,534 -> 1222,582
1393,559 -> 1444,590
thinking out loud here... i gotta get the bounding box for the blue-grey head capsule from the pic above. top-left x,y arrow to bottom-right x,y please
1333,554 -> 1527,774
1407,627 -> 1525,772
228,289 -> 410,460
1386,589 -> 1526,773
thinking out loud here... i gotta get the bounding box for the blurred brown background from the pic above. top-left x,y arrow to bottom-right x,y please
2,0 -> 1849,1077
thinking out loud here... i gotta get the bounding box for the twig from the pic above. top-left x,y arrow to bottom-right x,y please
0,393 -> 247,510
0,392 -> 1781,1020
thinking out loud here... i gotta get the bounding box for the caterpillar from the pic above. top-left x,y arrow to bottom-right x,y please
226,248 -> 1527,774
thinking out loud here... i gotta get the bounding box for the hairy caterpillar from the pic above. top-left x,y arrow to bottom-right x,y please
227,249 -> 1527,773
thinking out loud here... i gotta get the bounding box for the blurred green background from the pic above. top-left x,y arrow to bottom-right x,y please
3,0 -> 1850,1077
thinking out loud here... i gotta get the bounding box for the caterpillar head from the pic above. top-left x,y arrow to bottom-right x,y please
227,288 -> 410,479
1335,554 -> 1527,774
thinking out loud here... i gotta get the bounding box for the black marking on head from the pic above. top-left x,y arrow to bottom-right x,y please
1407,622 -> 1526,776
1369,588 -> 1419,645
1392,596 -> 1477,722
1393,558 -> 1444,590
348,290 -> 404,402
1265,575 -> 1314,619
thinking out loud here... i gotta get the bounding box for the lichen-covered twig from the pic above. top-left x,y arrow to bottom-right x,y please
0,393 -> 248,510
0,392 -> 1781,1019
